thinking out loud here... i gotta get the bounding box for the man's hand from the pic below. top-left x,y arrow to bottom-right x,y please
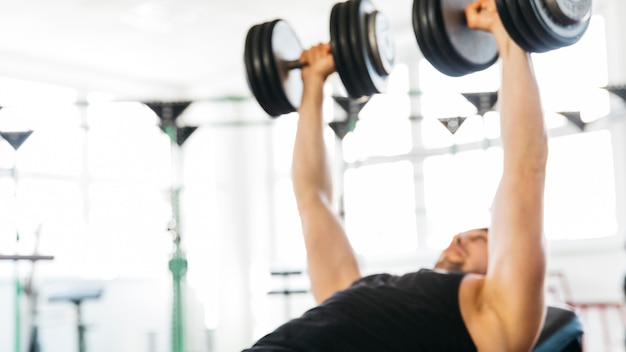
300,43 -> 335,84
465,0 -> 520,58
466,0 -> 500,30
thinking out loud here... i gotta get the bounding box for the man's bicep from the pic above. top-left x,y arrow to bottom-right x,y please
299,201 -> 361,303
488,174 -> 546,278
482,175 -> 546,349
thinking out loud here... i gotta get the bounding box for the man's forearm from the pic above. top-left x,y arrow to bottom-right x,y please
293,78 -> 333,208
489,28 -> 548,277
292,57 -> 361,303
497,34 -> 548,173
485,28 -> 548,350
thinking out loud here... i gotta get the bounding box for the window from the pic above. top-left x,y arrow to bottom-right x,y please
532,15 -> 609,123
416,14 -> 612,247
422,148 -> 501,249
272,176 -> 305,268
85,102 -> 173,278
342,64 -> 413,162
0,79 -> 87,273
0,84 -> 175,280
544,130 -> 617,240
344,161 -> 418,255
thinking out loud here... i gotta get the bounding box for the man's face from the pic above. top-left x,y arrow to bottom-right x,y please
434,228 -> 489,274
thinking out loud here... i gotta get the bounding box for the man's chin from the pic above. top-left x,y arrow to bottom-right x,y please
434,259 -> 463,272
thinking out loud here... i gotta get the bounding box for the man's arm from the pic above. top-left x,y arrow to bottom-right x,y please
293,43 -> 361,304
462,1 -> 548,351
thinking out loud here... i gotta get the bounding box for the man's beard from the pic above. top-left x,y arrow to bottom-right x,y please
434,257 -> 463,272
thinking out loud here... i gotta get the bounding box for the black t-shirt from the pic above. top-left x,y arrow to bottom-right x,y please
243,268 -> 477,351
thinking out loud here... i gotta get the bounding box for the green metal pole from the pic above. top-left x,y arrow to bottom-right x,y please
12,165 -> 22,352
169,239 -> 187,352
14,266 -> 21,352
164,125 -> 187,352
3,131 -> 33,352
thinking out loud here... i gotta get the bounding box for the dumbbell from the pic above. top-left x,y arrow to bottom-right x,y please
244,0 -> 396,117
412,0 -> 592,77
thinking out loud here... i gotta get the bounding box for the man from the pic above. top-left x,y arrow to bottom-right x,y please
244,0 -> 548,350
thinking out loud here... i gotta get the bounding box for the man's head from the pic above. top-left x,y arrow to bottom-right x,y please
434,228 -> 489,274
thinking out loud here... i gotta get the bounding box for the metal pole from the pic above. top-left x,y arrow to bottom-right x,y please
12,162 -> 21,352
77,302 -> 85,352
144,102 -> 194,352
14,264 -> 21,352
164,124 -> 187,352
1,130 -> 34,352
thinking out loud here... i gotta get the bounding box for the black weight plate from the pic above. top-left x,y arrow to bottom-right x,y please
267,20 -> 303,114
503,0 -> 552,52
427,0 -> 470,76
429,0 -> 478,75
438,0 -> 498,73
244,24 -> 267,114
413,0 -> 451,75
336,1 -> 367,98
527,0 -> 590,48
365,11 -> 396,77
495,0 -> 538,52
339,0 -> 371,99
255,23 -> 286,116
348,0 -> 378,96
337,0 -> 366,99
517,0 -> 564,51
366,3 -> 395,91
506,0 -> 545,52
245,23 -> 281,117
244,24 -> 260,99
412,0 -> 438,71
344,0 -> 371,97
329,2 -> 348,97
260,21 -> 294,116
413,0 -> 464,76
329,2 -> 344,92
330,3 -> 354,95
544,0 -> 591,25
258,21 -> 293,116
353,0 -> 393,95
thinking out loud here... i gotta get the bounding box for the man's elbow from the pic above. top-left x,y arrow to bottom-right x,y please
506,141 -> 549,177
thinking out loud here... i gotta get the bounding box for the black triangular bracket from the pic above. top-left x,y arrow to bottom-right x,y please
559,111 -> 586,131
330,96 -> 371,140
0,130 -> 34,151
604,85 -> 626,104
461,92 -> 498,116
144,101 -> 193,127
145,101 -> 198,146
438,117 -> 467,135
158,125 -> 198,146
328,119 -> 358,141
333,95 -> 371,118
175,126 -> 198,147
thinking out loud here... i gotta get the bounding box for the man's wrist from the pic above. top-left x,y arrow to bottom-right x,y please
302,75 -> 327,89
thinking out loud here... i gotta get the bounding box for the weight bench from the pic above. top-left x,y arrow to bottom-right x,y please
533,305 -> 583,352
49,287 -> 103,352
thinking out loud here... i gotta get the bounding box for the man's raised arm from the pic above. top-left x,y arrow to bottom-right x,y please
463,1 -> 548,350
292,43 -> 361,304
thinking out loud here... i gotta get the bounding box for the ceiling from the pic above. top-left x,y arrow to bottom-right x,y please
0,0 -> 616,107
0,0 -> 420,102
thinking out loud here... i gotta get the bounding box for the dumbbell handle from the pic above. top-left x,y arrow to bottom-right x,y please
282,43 -> 335,71
284,60 -> 306,70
